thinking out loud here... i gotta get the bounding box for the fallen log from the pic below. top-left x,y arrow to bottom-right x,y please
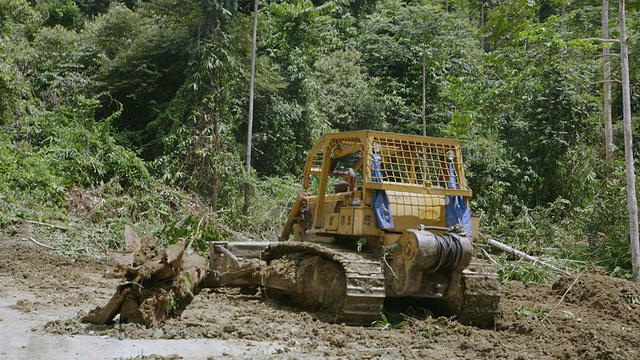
82,227 -> 207,327
487,238 -> 571,276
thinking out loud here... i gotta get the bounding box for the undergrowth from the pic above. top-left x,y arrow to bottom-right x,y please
0,93 -> 299,257
477,143 -> 637,282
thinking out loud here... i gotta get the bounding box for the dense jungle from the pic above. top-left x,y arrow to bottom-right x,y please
2,0 -> 640,358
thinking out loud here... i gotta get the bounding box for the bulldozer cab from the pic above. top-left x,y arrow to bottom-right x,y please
281,131 -> 475,246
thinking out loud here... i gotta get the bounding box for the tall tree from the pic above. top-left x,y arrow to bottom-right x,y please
245,0 -> 258,215
619,0 -> 640,281
603,0 -> 613,160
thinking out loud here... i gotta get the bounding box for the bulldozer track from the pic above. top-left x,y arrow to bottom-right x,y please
456,262 -> 501,326
262,242 -> 386,325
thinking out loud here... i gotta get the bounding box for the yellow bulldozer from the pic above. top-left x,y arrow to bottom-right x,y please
207,130 -> 500,326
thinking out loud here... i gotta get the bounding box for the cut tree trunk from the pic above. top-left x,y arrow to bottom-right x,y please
487,238 -> 570,276
82,227 -> 207,327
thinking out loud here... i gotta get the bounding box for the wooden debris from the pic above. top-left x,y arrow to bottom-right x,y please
487,238 -> 571,276
28,237 -> 56,250
541,272 -> 583,323
82,228 -> 207,327
24,220 -> 70,231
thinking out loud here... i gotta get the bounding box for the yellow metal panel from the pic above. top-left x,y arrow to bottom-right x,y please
313,146 -> 334,229
385,191 -> 446,231
334,207 -> 384,236
353,208 -> 363,234
338,208 -> 354,234
386,191 -> 444,219
326,213 -> 339,231
471,216 -> 481,241
355,208 -> 384,236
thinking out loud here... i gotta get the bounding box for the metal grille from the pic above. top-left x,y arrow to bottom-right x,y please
305,132 -> 469,194
368,135 -> 465,190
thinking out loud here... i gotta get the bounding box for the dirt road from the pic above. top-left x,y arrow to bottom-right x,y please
2,225 -> 640,359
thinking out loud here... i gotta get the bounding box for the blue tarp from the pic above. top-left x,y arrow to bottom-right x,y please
445,162 -> 472,235
371,154 -> 394,229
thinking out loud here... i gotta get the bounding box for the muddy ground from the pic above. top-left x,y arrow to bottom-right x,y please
2,224 -> 640,359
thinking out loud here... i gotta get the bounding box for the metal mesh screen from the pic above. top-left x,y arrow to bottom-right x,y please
368,135 -> 464,190
305,132 -> 469,194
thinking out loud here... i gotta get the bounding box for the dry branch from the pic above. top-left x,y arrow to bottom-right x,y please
400,339 -> 419,360
487,238 -> 571,276
24,220 -> 70,231
481,249 -> 499,266
28,237 -> 56,250
581,37 -> 620,43
541,272 -> 583,323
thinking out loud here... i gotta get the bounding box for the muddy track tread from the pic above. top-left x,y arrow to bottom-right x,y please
262,242 -> 385,325
457,262 -> 501,326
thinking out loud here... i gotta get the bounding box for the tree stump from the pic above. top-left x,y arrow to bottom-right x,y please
82,226 -> 207,327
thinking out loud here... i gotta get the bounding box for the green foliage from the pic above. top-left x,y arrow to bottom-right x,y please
181,271 -> 196,298
0,0 -> 37,34
307,50 -> 393,132
480,8 -> 601,210
0,35 -> 31,126
610,267 -> 633,281
88,0 -> 196,156
358,0 -> 481,134
511,305 -> 549,321
386,243 -> 402,254
85,5 -> 143,61
155,173 -> 298,245
485,144 -> 632,277
497,259 -> 553,284
420,323 -> 441,338
0,132 -> 65,226
622,291 -> 640,305
26,25 -> 92,106
35,0 -> 83,30
372,313 -> 405,330
159,214 -> 221,251
75,0 -> 111,18
243,175 -> 300,239
24,95 -> 152,189
251,0 -> 341,176
165,293 -> 177,315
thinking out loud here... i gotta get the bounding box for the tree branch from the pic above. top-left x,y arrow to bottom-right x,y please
487,238 -> 571,276
28,237 -> 56,250
581,38 -> 620,43
24,220 -> 70,231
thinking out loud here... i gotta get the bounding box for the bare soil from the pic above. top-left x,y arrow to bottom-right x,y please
2,224 -> 640,359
